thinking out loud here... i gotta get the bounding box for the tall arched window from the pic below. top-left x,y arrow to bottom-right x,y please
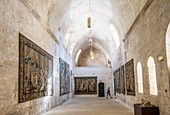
147,57 -> 158,95
137,62 -> 143,93
166,23 -> 170,71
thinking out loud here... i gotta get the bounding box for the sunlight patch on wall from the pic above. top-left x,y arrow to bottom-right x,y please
75,49 -> 82,63
64,31 -> 72,49
109,24 -> 120,49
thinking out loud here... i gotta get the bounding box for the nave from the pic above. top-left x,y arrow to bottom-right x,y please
44,96 -> 133,115
1,0 -> 170,115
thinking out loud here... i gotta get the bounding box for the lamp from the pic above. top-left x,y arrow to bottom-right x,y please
158,56 -> 164,61
87,17 -> 91,28
87,0 -> 91,28
87,0 -> 93,60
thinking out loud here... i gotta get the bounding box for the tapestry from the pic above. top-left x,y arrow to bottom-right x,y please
74,77 -> 97,95
19,33 -> 53,103
125,59 -> 135,96
120,65 -> 125,94
59,58 -> 70,96
114,68 -> 121,93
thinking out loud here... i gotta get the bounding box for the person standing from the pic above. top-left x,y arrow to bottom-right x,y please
106,87 -> 112,99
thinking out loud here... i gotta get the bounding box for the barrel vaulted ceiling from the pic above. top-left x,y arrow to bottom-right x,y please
27,0 -> 148,60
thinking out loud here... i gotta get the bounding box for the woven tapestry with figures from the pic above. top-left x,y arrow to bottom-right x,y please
74,77 -> 97,95
120,65 -> 125,94
114,68 -> 121,93
59,58 -> 70,96
19,33 -> 53,103
125,59 -> 135,96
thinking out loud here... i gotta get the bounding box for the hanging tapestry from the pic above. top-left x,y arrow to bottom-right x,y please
74,77 -> 97,95
125,59 -> 135,96
120,65 -> 125,94
114,68 -> 121,93
59,58 -> 70,96
19,33 -> 53,103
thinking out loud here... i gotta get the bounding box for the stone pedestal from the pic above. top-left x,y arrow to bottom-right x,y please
134,104 -> 160,115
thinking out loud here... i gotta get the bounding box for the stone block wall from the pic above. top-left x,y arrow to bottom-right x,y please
77,47 -> 107,67
114,0 -> 170,115
73,67 -> 113,96
0,0 -> 72,114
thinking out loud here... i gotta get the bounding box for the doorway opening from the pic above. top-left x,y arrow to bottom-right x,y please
98,82 -> 105,97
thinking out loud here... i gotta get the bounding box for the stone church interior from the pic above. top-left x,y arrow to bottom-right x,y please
1,0 -> 170,115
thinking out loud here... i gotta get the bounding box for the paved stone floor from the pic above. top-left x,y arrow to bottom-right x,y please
43,96 -> 134,115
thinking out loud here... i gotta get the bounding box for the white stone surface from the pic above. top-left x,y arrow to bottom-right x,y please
0,0 -> 73,114
1,0 -> 170,115
73,67 -> 113,96
116,1 -> 170,115
44,95 -> 133,115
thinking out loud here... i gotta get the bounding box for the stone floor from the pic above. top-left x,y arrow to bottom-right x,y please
43,95 -> 134,115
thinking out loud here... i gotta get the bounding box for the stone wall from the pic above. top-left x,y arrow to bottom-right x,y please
115,0 -> 170,115
77,47 -> 107,67
73,67 -> 113,96
0,0 -> 72,114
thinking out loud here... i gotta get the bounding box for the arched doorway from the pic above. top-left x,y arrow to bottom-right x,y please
98,82 -> 105,97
